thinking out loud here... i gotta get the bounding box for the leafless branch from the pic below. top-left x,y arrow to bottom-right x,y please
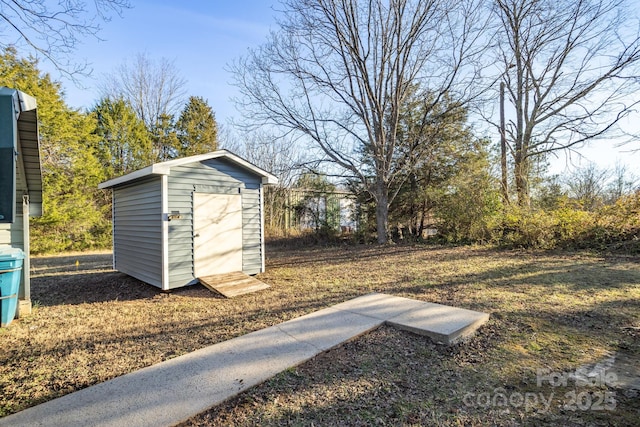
99,52 -> 187,128
231,0 -> 489,242
0,0 -> 130,78
493,0 -> 640,205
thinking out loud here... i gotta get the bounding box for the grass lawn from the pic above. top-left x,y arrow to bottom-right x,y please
0,243 -> 638,425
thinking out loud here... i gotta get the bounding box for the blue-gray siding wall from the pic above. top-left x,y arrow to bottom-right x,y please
0,199 -> 22,247
0,154 -> 26,248
113,177 -> 163,288
167,158 -> 263,289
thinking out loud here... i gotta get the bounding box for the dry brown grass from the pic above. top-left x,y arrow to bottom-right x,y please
0,243 -> 638,425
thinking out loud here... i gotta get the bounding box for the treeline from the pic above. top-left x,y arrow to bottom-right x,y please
0,48 -> 218,253
241,100 -> 639,253
2,46 -> 637,254
382,146 -> 640,251
261,147 -> 639,252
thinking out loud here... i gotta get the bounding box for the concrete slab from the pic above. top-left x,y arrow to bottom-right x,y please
387,302 -> 490,344
0,325 -> 322,427
275,306 -> 383,352
0,293 -> 490,427
330,292 -> 428,320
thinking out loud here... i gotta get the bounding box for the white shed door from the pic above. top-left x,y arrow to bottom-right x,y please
193,192 -> 243,277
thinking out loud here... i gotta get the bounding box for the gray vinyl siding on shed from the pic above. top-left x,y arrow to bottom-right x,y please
241,189 -> 263,274
166,158 -> 263,288
113,177 -> 163,287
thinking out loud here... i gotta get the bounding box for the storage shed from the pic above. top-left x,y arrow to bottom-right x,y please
98,150 -> 278,291
0,87 -> 42,317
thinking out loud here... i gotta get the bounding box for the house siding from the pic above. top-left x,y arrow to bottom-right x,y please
0,202 -> 25,297
1,147 -> 27,248
1,107 -> 40,314
0,225 -> 21,247
112,177 -> 163,288
0,210 -> 22,247
166,158 -> 263,289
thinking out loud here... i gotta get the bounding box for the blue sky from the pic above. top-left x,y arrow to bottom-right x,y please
47,1 -> 638,178
53,1 -> 277,123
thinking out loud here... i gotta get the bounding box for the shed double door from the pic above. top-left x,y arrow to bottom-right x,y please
193,192 -> 243,277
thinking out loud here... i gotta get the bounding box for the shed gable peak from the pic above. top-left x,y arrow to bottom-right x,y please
99,150 -> 278,189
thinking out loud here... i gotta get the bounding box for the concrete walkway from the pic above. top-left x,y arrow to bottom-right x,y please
0,293 -> 489,427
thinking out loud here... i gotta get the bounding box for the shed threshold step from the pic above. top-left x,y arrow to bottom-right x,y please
198,271 -> 270,298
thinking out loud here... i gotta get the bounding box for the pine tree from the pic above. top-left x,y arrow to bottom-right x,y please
0,47 -> 110,252
175,96 -> 218,157
93,97 -> 152,177
151,113 -> 180,162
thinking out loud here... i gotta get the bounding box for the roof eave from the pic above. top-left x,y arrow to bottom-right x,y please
4,88 -> 43,213
98,164 -> 162,189
262,176 -> 279,185
99,150 -> 280,189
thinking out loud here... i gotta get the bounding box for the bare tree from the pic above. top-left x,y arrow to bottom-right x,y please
232,0 -> 488,243
0,0 -> 130,76
101,52 -> 187,128
606,162 -> 637,202
101,53 -> 187,161
494,0 -> 640,206
565,162 -> 610,210
224,128 -> 309,233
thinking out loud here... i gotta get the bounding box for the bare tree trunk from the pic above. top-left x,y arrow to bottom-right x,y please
495,0 -> 640,208
375,181 -> 390,244
232,0 -> 489,244
418,199 -> 427,238
499,81 -> 509,205
514,150 -> 530,207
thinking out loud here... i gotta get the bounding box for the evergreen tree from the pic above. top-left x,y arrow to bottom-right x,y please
151,113 -> 179,162
385,88 -> 484,238
93,97 -> 152,177
433,138 -> 501,243
175,96 -> 218,156
0,47 -> 109,252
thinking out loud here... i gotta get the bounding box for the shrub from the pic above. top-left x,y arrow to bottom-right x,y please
434,183 -> 502,244
587,192 -> 640,252
552,206 -> 595,246
485,193 -> 638,252
490,205 -> 559,249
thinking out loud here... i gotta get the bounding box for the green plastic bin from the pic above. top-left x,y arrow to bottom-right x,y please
0,246 -> 24,327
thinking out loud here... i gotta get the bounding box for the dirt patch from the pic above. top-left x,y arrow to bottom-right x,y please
30,251 -> 157,306
1,244 -> 638,425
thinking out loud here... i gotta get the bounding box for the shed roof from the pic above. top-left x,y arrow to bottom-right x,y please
0,87 -> 42,211
98,150 -> 279,189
